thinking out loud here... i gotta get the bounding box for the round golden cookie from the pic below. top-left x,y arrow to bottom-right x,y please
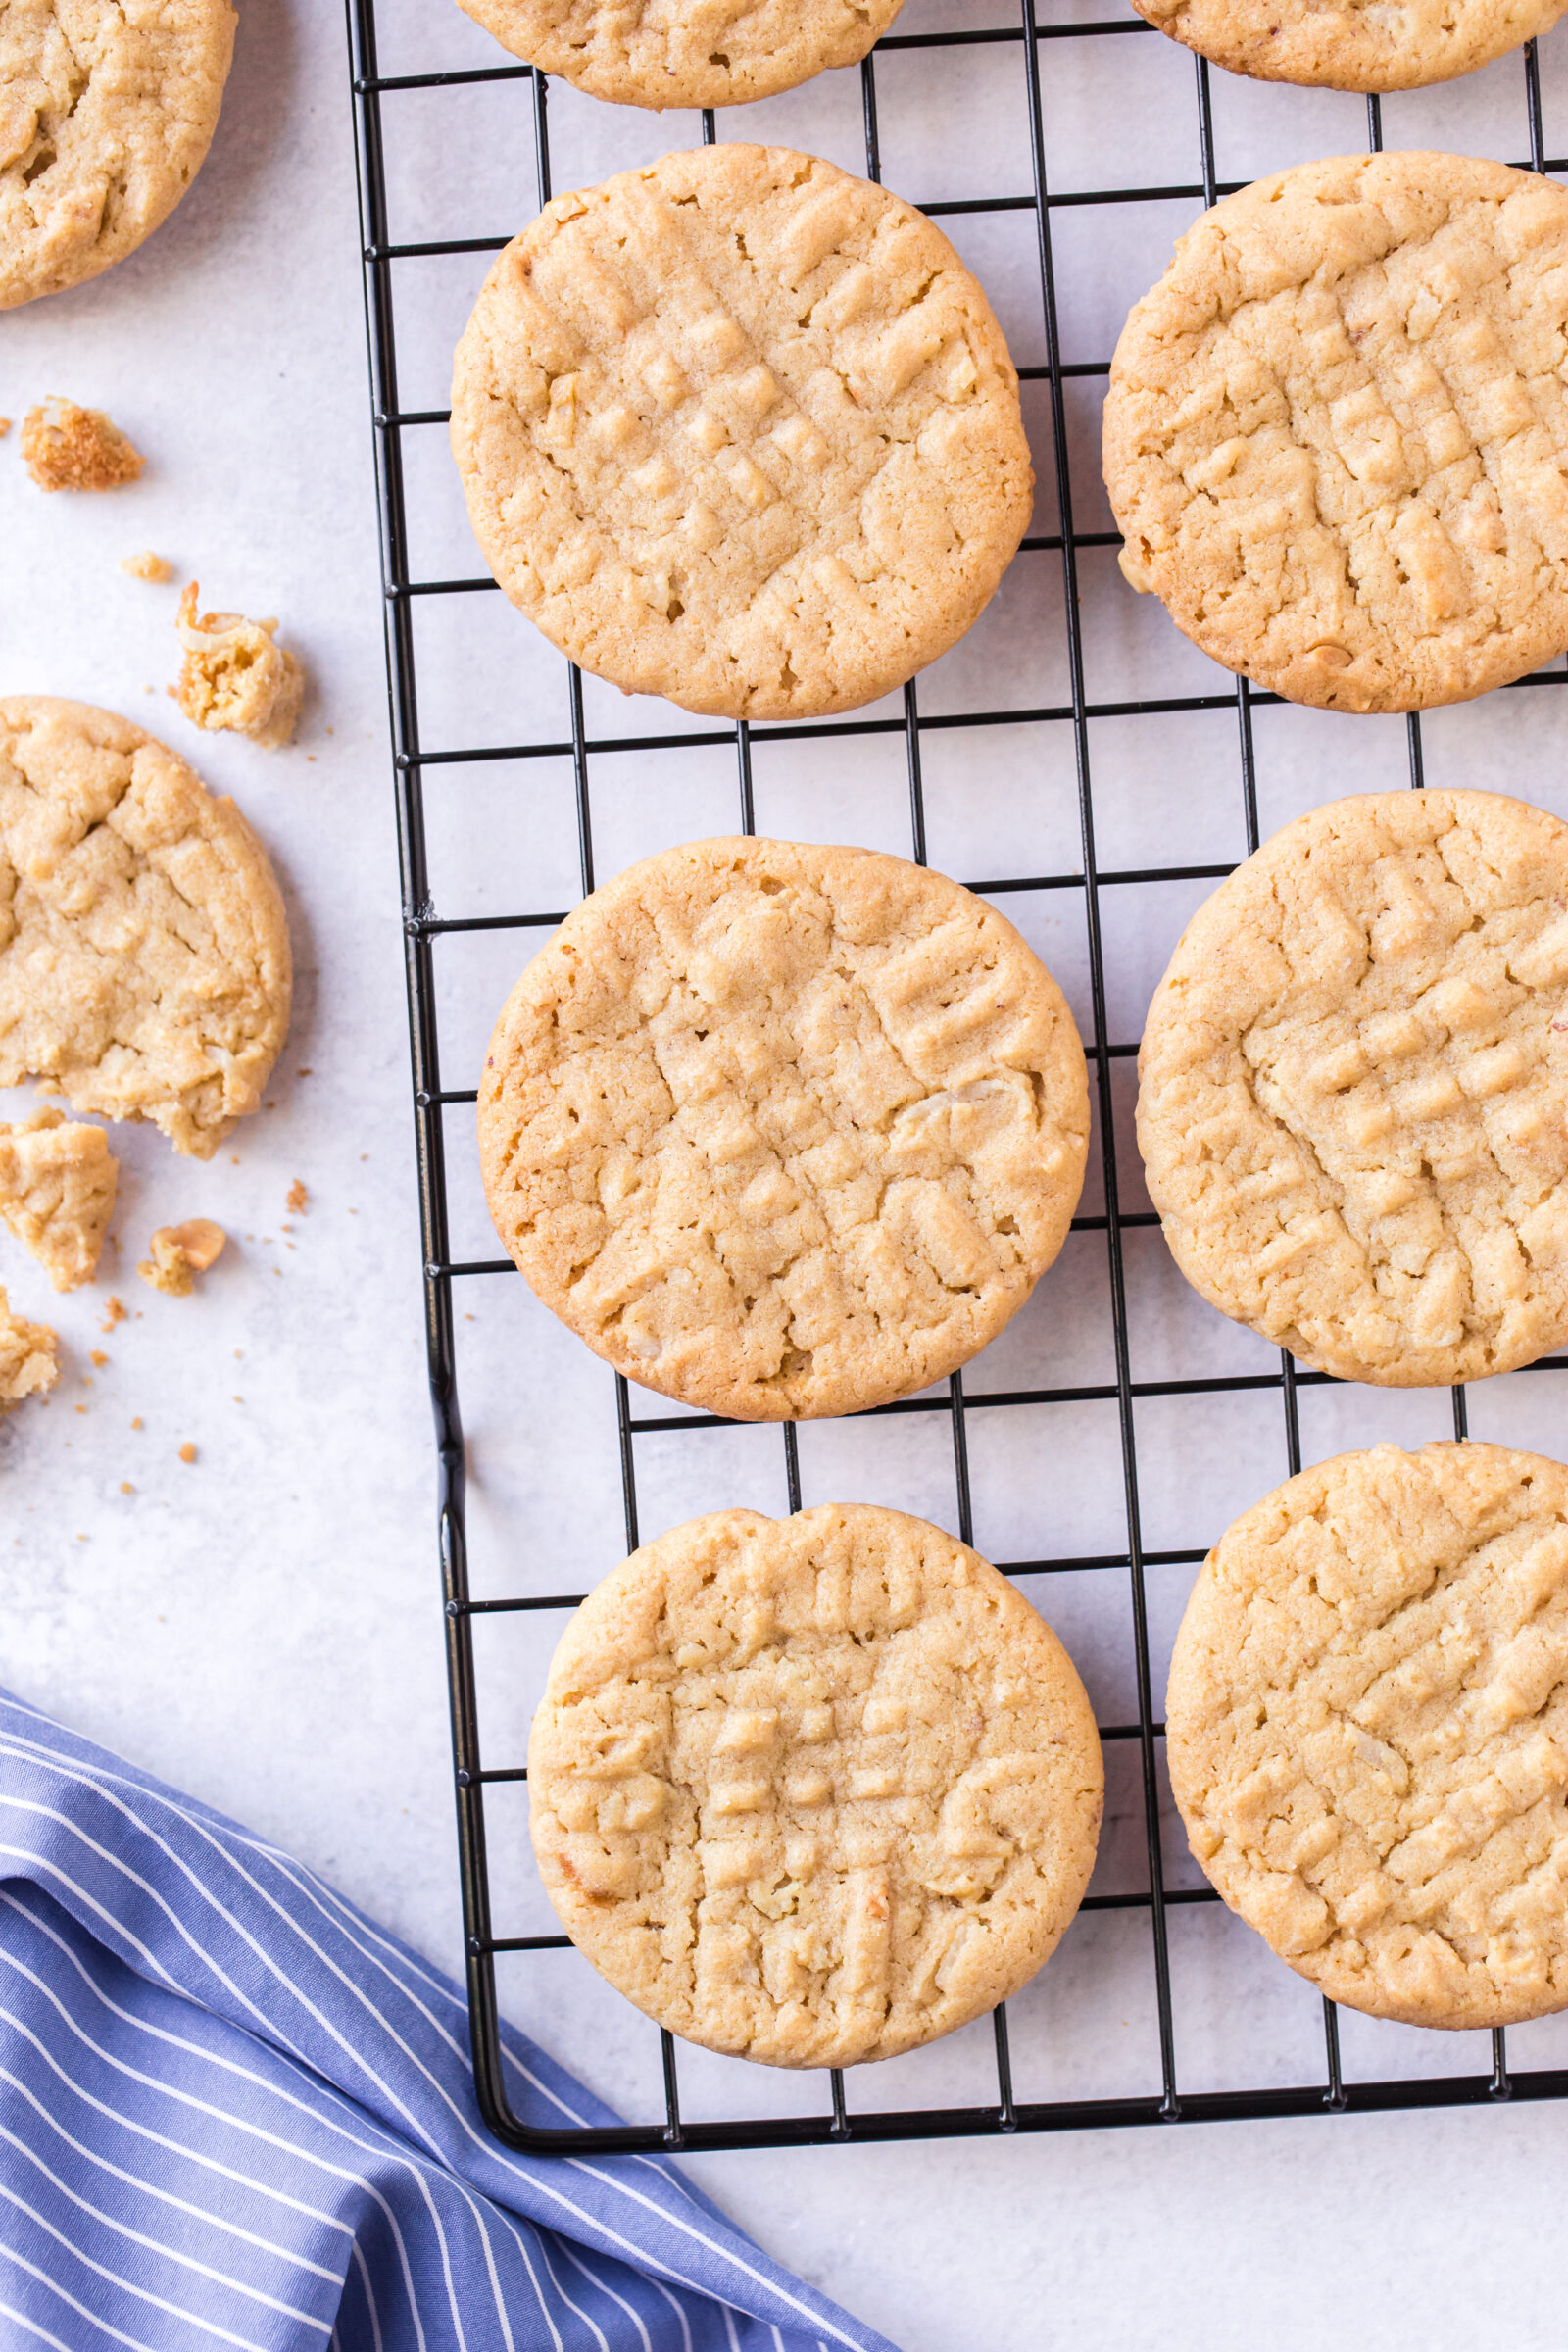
1138,790 -> 1568,1388
529,1504 -> 1104,2067
0,699 -> 291,1158
1168,1442 -> 1568,2030
456,0 -> 905,110
479,837 -> 1089,1421
450,145 -> 1033,721
1,0 -> 237,311
1129,0 -> 1566,93
1103,153 -> 1568,713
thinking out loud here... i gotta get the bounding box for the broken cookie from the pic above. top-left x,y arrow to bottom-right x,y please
0,1287 -> 58,1409
175,584 -> 303,749
0,1108 -> 118,1292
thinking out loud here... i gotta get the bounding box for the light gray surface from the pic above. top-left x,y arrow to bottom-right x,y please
4,2 -> 1568,2345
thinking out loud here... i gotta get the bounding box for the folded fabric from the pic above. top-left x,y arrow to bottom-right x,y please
0,1688 -> 898,2352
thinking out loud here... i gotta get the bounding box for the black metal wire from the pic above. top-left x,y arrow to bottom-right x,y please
348,0 -> 1568,2153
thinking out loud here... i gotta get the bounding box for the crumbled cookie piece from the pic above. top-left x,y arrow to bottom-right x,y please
0,419 -> 10,437
178,1442 -> 197,1464
175,584 -> 303,749
102,1297 -> 127,1332
122,551 -> 173,584
286,1179 -> 308,1214
138,1218 -> 226,1298
21,400 -> 144,492
0,1108 -> 118,1293
0,1287 -> 58,1409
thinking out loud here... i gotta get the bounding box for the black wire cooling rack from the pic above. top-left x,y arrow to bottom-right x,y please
348,0 -> 1568,2152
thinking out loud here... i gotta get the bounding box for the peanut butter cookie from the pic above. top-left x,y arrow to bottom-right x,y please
1,1 -> 236,310
1168,1442 -> 1568,2030
530,1503 -> 1103,2066
457,0 -> 904,110
1130,0 -> 1566,94
451,144 -> 1033,720
1138,790 -> 1568,1388
0,699 -> 291,1158
1104,154 -> 1568,712
480,837 -> 1089,1421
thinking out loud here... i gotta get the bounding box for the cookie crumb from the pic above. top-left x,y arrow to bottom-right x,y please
175,582 -> 303,749
130,1416 -> 143,1430
286,1179 -> 309,1214
0,419 -> 10,437
22,400 -> 144,492
138,1219 -> 227,1298
178,1442 -> 197,1465
122,550 -> 173,584
90,1350 -> 109,1369
102,1296 -> 127,1332
0,1287 -> 58,1411
0,1108 -> 119,1292
297,1067 -> 313,1077
121,1482 -> 134,1495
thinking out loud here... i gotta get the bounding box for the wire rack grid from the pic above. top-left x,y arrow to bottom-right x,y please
348,0 -> 1568,2153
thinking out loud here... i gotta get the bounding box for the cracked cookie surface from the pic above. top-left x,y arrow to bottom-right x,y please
479,836 -> 1089,1421
457,0 -> 904,110
1129,0 -> 1566,94
529,1503 -> 1103,2066
0,698 -> 291,1157
1138,790 -> 1568,1387
451,144 -> 1033,721
1103,153 -> 1568,712
1,0 -> 236,311
1167,1442 -> 1568,2029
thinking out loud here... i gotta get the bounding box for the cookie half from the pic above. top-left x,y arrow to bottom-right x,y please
530,1504 -> 1104,2067
456,0 -> 904,110
1130,0 -> 1566,93
1103,153 -> 1568,712
1,0 -> 237,311
0,699 -> 291,1157
479,837 -> 1089,1421
1168,1442 -> 1568,2030
1138,789 -> 1568,1388
451,144 -> 1033,721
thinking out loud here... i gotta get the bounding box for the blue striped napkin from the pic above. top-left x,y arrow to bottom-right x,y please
0,1687 -> 898,2352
